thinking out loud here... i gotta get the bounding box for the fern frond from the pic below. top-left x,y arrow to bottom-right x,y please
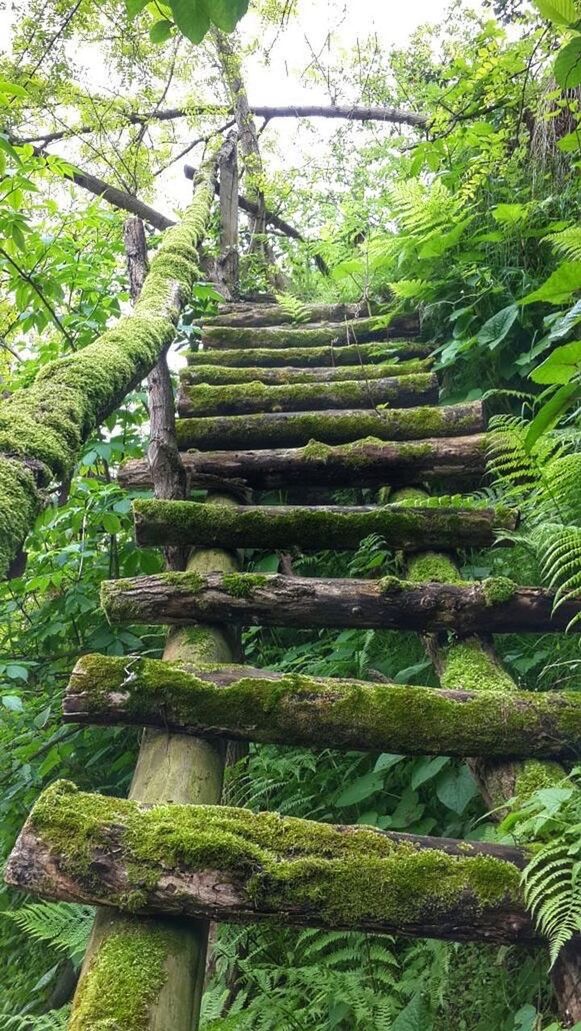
4,1009 -> 70,1030
522,841 -> 581,964
275,292 -> 309,324
9,902 -> 93,961
543,225 -> 581,262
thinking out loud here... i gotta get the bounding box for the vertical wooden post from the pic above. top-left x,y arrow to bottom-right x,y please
68,217 -> 241,1030
218,133 -> 239,299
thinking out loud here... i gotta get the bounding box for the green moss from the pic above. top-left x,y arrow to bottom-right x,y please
407,552 -> 463,584
69,919 -> 180,1031
27,781 -> 524,930
187,340 -> 432,369
482,577 -> 518,606
221,573 -> 268,598
439,639 -> 517,694
182,358 -> 432,386
514,760 -> 565,805
176,402 -> 482,451
69,653 -> 581,761
201,314 -> 394,350
0,457 -> 42,576
0,155 -> 217,576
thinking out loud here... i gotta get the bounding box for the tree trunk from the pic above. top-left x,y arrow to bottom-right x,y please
64,654 -> 581,762
133,499 -> 517,553
5,781 -> 537,947
175,401 -> 485,451
183,358 -> 432,385
189,340 -> 432,367
217,133 -> 239,298
177,373 -> 438,417
201,314 -> 419,350
101,570 -> 580,635
118,434 -> 486,493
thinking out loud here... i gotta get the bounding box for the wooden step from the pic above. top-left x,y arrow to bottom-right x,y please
101,570 -> 581,634
6,780 -> 536,945
65,654 -> 581,761
133,500 -> 518,552
175,402 -> 485,451
202,302 -> 414,329
187,341 -> 432,368
118,435 -> 487,493
202,315 -> 419,350
182,358 -> 433,385
177,374 -> 438,417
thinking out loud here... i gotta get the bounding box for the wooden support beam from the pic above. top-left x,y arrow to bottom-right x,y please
133,500 -> 518,553
118,435 -> 487,493
177,373 -> 439,417
187,340 -> 432,367
217,134 -> 239,298
182,358 -> 433,385
100,570 -> 581,634
64,654 -> 581,761
5,780 -> 537,946
175,402 -> 485,451
201,314 -> 419,350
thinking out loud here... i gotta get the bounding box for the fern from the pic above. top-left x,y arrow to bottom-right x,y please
9,902 -> 93,962
543,225 -> 581,262
522,841 -> 581,964
3,1009 -> 70,1030
275,292 -> 310,324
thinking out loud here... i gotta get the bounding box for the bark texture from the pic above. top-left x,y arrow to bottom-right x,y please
188,340 -> 432,367
203,301 -> 375,327
5,781 -> 536,946
201,314 -> 420,349
64,654 -> 581,761
182,358 -> 432,385
133,499 -> 517,553
118,435 -> 487,493
100,570 -> 580,635
175,402 -> 485,451
177,373 -> 439,416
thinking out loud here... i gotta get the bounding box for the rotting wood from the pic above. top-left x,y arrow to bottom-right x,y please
64,654 -> 581,761
177,373 -> 439,417
133,499 -> 518,553
5,780 -> 538,946
118,435 -> 487,493
202,301 -> 375,327
100,570 -> 581,635
175,401 -> 485,451
182,358 -> 433,385
187,340 -> 432,367
201,314 -> 419,349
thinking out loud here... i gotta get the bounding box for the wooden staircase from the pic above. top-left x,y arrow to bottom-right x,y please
5,303 -> 581,1027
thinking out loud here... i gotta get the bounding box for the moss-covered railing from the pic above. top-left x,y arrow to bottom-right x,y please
0,150 -> 218,577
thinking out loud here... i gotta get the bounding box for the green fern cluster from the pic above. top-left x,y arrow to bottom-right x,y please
275,292 -> 310,323
9,902 -> 93,963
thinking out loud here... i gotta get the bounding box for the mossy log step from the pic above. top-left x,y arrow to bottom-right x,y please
175,402 -> 484,451
133,499 -> 518,553
187,341 -> 432,368
182,358 -> 433,385
100,570 -> 581,634
119,435 -> 487,492
177,374 -> 439,417
201,315 -> 419,350
203,302 -> 410,328
5,780 -> 537,945
65,654 -> 581,761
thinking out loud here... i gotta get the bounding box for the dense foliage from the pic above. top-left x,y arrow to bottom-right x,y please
0,0 -> 579,1027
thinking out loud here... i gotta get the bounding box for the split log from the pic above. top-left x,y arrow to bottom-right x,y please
100,570 -> 581,634
187,340 -> 432,367
175,402 -> 485,451
201,314 -> 419,350
203,302 -> 380,327
182,358 -> 433,385
5,780 -> 537,946
133,500 -> 518,553
177,373 -> 438,417
64,654 -> 581,761
118,435 -> 487,493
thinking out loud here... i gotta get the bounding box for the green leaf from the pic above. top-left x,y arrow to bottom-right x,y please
169,0 -> 211,42
477,304 -> 518,349
557,130 -> 580,153
513,1004 -> 538,1031
533,0 -> 578,25
525,382 -> 581,451
2,695 -> 24,712
392,993 -> 428,1031
126,0 -> 149,16
335,770 -> 385,806
6,664 -> 29,681
149,18 -> 174,41
203,0 -> 249,31
411,755 -> 449,790
436,765 -> 478,814
373,752 -> 405,773
530,341 -> 581,384
520,262 -> 581,307
555,36 -> 581,88
0,79 -> 28,98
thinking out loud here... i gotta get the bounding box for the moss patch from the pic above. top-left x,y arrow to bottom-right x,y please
27,781 -> 525,930
439,639 -> 517,694
406,552 -> 464,584
183,358 -> 432,386
187,341 -> 432,369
